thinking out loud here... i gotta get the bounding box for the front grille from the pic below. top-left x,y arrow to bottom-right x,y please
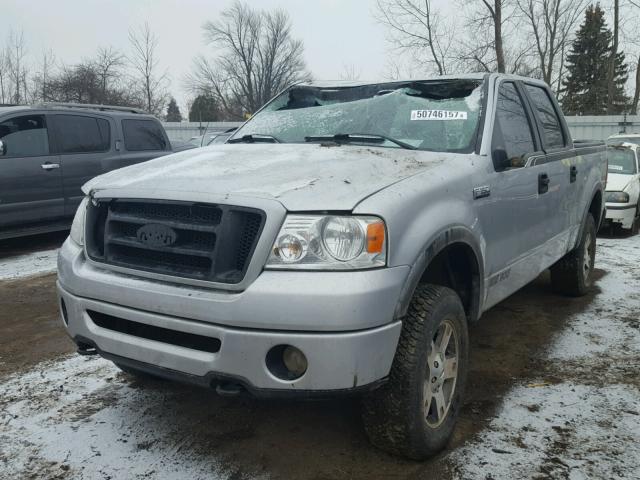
86,199 -> 265,284
87,310 -> 221,353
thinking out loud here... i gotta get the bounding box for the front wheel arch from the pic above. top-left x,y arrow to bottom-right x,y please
394,226 -> 484,324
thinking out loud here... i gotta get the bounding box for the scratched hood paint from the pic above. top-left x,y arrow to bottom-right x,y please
83,144 -> 447,211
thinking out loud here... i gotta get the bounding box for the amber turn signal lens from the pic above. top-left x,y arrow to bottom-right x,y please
366,222 -> 385,254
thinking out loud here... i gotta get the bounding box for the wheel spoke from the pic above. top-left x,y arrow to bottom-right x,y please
424,387 -> 433,416
443,357 -> 458,380
437,323 -> 453,354
433,389 -> 447,422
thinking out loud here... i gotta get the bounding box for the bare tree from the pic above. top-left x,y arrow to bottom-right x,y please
479,0 -> 506,73
5,30 -> 29,104
94,47 -> 125,101
627,0 -> 640,113
517,0 -> 586,93
339,64 -> 362,81
128,23 -> 169,115
606,0 -> 620,113
187,1 -> 311,117
0,47 -> 7,104
30,49 -> 56,103
375,0 -> 454,75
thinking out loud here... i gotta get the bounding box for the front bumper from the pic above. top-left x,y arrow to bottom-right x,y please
57,239 -> 407,391
604,202 -> 636,229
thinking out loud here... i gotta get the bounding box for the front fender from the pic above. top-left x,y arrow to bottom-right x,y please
393,225 -> 485,323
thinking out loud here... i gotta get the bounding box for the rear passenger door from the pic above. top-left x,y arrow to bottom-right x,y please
120,118 -> 172,165
50,113 -> 116,216
0,114 -> 64,228
521,83 -> 575,256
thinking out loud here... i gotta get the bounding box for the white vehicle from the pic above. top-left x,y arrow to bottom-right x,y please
603,143 -> 640,233
607,132 -> 640,146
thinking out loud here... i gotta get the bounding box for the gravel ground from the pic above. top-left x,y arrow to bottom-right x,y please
0,232 -> 638,479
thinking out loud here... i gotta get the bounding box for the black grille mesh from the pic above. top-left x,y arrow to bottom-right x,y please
86,200 -> 265,284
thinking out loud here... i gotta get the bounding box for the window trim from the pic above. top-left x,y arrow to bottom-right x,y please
521,82 -> 569,152
0,113 -> 52,159
490,80 -> 540,172
121,118 -> 168,152
51,113 -> 112,155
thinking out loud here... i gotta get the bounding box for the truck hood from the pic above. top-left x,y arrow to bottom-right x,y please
83,144 -> 449,211
606,173 -> 635,192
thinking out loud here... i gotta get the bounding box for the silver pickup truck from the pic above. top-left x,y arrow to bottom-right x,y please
57,73 -> 606,459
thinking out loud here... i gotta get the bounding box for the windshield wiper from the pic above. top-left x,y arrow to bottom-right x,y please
304,133 -> 416,150
227,134 -> 280,144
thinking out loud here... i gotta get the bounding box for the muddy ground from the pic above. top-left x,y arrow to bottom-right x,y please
0,232 -> 638,479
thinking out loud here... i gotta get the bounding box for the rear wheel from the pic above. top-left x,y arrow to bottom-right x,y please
551,213 -> 596,296
361,284 -> 469,460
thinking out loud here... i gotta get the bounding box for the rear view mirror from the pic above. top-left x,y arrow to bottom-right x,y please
0,140 -> 6,156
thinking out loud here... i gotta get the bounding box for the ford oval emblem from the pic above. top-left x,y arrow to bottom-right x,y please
137,224 -> 177,247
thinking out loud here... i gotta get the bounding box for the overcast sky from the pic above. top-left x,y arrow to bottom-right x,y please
4,0 -> 421,112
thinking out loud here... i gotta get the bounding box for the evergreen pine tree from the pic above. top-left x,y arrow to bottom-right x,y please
188,95 -> 220,122
165,97 -> 182,122
562,4 -> 628,115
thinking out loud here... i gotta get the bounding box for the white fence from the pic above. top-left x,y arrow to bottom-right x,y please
564,115 -> 640,141
162,116 -> 640,145
162,122 -> 242,143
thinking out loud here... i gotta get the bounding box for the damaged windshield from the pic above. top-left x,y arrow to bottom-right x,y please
231,79 -> 485,153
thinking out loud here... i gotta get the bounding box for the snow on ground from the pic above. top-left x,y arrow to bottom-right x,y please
0,355 -> 249,480
0,236 -> 638,479
0,248 -> 58,281
450,235 -> 640,479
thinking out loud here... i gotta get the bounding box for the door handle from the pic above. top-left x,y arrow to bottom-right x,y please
538,173 -> 550,194
570,165 -> 578,183
41,162 -> 60,170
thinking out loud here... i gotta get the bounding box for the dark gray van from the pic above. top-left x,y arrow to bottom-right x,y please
0,103 -> 171,240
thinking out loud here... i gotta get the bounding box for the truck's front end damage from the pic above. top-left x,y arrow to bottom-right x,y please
57,189 -> 407,394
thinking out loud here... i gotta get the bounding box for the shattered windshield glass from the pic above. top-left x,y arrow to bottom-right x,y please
232,79 -> 484,153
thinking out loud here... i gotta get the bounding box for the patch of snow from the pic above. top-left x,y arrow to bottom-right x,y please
451,233 -> 640,479
0,248 -> 58,281
0,355 -> 260,479
451,383 -> 640,479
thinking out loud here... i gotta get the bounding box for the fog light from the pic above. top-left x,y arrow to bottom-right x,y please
282,346 -> 307,377
266,344 -> 308,380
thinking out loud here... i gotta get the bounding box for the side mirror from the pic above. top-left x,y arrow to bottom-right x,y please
492,147 -> 510,170
0,140 -> 6,156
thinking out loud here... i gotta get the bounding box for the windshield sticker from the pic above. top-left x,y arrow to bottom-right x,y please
411,110 -> 468,121
609,164 -> 624,171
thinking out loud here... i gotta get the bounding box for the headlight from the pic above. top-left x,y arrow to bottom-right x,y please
605,191 -> 630,203
266,215 -> 386,270
70,197 -> 88,246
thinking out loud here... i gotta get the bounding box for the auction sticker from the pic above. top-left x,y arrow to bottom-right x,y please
411,110 -> 468,120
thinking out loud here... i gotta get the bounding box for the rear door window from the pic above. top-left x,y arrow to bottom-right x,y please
524,85 -> 565,149
0,115 -> 50,157
122,119 -> 167,151
492,82 -> 536,169
54,115 -> 110,153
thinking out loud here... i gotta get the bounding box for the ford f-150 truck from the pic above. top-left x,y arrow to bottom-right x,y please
57,73 -> 607,459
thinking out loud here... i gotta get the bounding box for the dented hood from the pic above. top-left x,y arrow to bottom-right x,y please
83,144 -> 447,211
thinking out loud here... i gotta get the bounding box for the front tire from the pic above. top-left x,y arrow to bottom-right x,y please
362,284 -> 469,460
550,213 -> 596,296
